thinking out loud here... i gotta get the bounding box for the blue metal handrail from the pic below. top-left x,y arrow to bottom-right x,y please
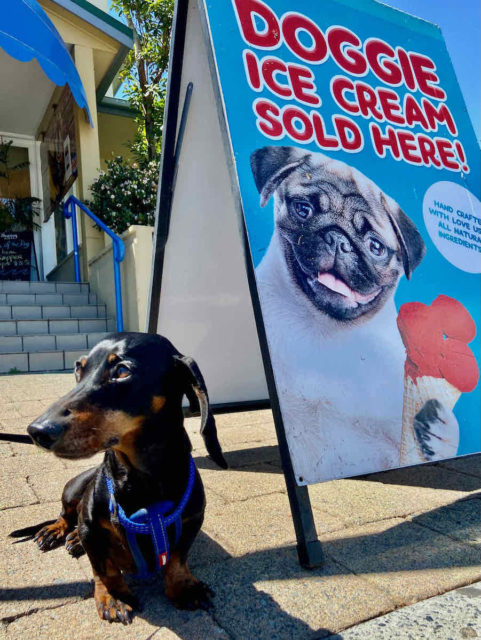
63,195 -> 125,332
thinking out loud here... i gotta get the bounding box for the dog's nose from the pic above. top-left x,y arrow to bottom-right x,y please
27,421 -> 64,450
323,229 -> 352,254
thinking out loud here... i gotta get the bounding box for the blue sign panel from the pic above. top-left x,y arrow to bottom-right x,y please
202,0 -> 481,484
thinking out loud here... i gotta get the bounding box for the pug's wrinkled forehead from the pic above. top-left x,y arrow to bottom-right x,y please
251,145 -> 426,279
278,153 -> 400,246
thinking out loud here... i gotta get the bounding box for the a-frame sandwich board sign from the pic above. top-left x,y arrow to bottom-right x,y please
148,0 -> 481,569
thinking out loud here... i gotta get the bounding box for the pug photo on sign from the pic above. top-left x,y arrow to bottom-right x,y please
250,146 -> 460,484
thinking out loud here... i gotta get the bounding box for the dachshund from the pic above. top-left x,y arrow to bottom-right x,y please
12,332 -> 227,624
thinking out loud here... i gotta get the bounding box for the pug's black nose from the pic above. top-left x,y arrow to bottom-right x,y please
323,229 -> 352,254
27,422 -> 64,450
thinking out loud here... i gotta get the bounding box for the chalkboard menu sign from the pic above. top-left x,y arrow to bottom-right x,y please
0,231 -> 34,280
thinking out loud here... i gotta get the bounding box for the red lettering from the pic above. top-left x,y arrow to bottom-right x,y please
288,64 -> 320,106
283,107 -> 313,141
404,94 -> 429,130
396,48 -> 416,91
331,77 -> 359,114
312,112 -> 339,148
281,13 -> 328,63
378,88 -> 404,125
417,135 -> 441,167
365,39 -> 402,85
435,139 -> 459,170
410,53 -> 446,100
335,116 -> 363,151
356,82 -> 383,119
370,123 -> 401,159
327,27 -> 367,75
422,99 -> 457,135
254,99 -> 283,137
243,50 -> 262,90
233,0 -> 280,48
397,131 -> 422,164
262,58 -> 291,97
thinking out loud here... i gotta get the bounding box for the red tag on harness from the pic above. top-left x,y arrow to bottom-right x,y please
159,552 -> 168,566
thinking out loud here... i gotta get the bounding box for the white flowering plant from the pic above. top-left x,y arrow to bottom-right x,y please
88,156 -> 158,234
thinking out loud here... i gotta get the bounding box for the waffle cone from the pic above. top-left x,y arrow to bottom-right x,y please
400,376 -> 461,464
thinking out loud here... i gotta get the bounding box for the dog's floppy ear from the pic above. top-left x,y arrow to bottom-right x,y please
250,146 -> 310,207
381,194 -> 426,279
173,355 -> 228,469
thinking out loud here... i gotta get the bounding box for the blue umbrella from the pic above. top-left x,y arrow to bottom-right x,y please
0,0 -> 92,124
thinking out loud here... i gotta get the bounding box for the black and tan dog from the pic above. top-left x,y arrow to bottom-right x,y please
14,332 -> 227,624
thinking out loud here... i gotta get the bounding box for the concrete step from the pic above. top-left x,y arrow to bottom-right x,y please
0,304 -> 106,321
0,349 -> 91,373
0,332 -> 108,354
0,292 -> 97,305
0,281 -> 90,294
0,317 -> 110,336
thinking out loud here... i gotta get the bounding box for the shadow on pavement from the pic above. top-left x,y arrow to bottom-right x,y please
5,494 -> 481,639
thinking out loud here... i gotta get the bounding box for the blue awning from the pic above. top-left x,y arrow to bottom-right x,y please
0,0 -> 92,124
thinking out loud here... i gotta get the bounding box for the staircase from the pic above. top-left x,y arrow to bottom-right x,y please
0,280 -> 110,374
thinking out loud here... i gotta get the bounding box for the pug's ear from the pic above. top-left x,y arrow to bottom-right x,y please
173,355 -> 227,469
381,194 -> 426,279
250,146 -> 310,207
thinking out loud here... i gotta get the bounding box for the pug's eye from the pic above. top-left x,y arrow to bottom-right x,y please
293,200 -> 313,219
368,237 -> 386,257
112,364 -> 131,380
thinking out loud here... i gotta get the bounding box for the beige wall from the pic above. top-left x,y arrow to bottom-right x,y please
98,112 -> 137,166
89,0 -> 109,11
88,225 -> 154,332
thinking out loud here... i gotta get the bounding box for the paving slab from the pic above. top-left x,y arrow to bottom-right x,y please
2,591 -> 229,640
0,504 -> 91,620
196,546 -> 395,640
0,443 -> 13,459
366,463 -> 481,492
321,517 -> 481,607
59,451 -> 104,471
0,473 -> 38,510
212,409 -> 274,428
200,463 -> 286,502
2,453 -> 64,478
309,465 -> 481,529
27,468 -> 90,503
186,421 -> 277,454
202,491 -> 344,556
412,497 -> 481,548
442,456 -> 481,479
324,581 -> 481,640
194,442 -> 281,470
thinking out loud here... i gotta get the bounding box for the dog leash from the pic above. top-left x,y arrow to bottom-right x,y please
104,456 -> 195,579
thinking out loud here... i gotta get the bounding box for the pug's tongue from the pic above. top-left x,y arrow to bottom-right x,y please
317,272 -> 379,304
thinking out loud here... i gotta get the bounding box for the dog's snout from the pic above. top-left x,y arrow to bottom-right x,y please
27,421 -> 65,450
323,229 -> 352,254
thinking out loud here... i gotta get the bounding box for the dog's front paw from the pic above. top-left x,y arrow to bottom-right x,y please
34,517 -> 70,551
94,586 -> 138,625
170,580 -> 214,611
95,593 -> 134,625
65,528 -> 85,558
414,399 -> 459,462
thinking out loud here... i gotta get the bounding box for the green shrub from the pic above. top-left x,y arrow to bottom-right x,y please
88,156 -> 158,234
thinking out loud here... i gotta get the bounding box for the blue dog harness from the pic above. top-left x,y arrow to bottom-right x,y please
104,456 -> 196,579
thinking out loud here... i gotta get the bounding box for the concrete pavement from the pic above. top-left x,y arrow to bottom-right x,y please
0,372 -> 480,639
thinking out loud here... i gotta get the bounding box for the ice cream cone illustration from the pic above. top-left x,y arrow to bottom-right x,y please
397,295 -> 479,464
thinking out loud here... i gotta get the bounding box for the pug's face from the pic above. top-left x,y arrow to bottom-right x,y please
251,146 -> 426,322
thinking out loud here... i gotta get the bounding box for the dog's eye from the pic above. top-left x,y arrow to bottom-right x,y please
293,200 -> 313,219
368,237 -> 386,257
112,364 -> 131,380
